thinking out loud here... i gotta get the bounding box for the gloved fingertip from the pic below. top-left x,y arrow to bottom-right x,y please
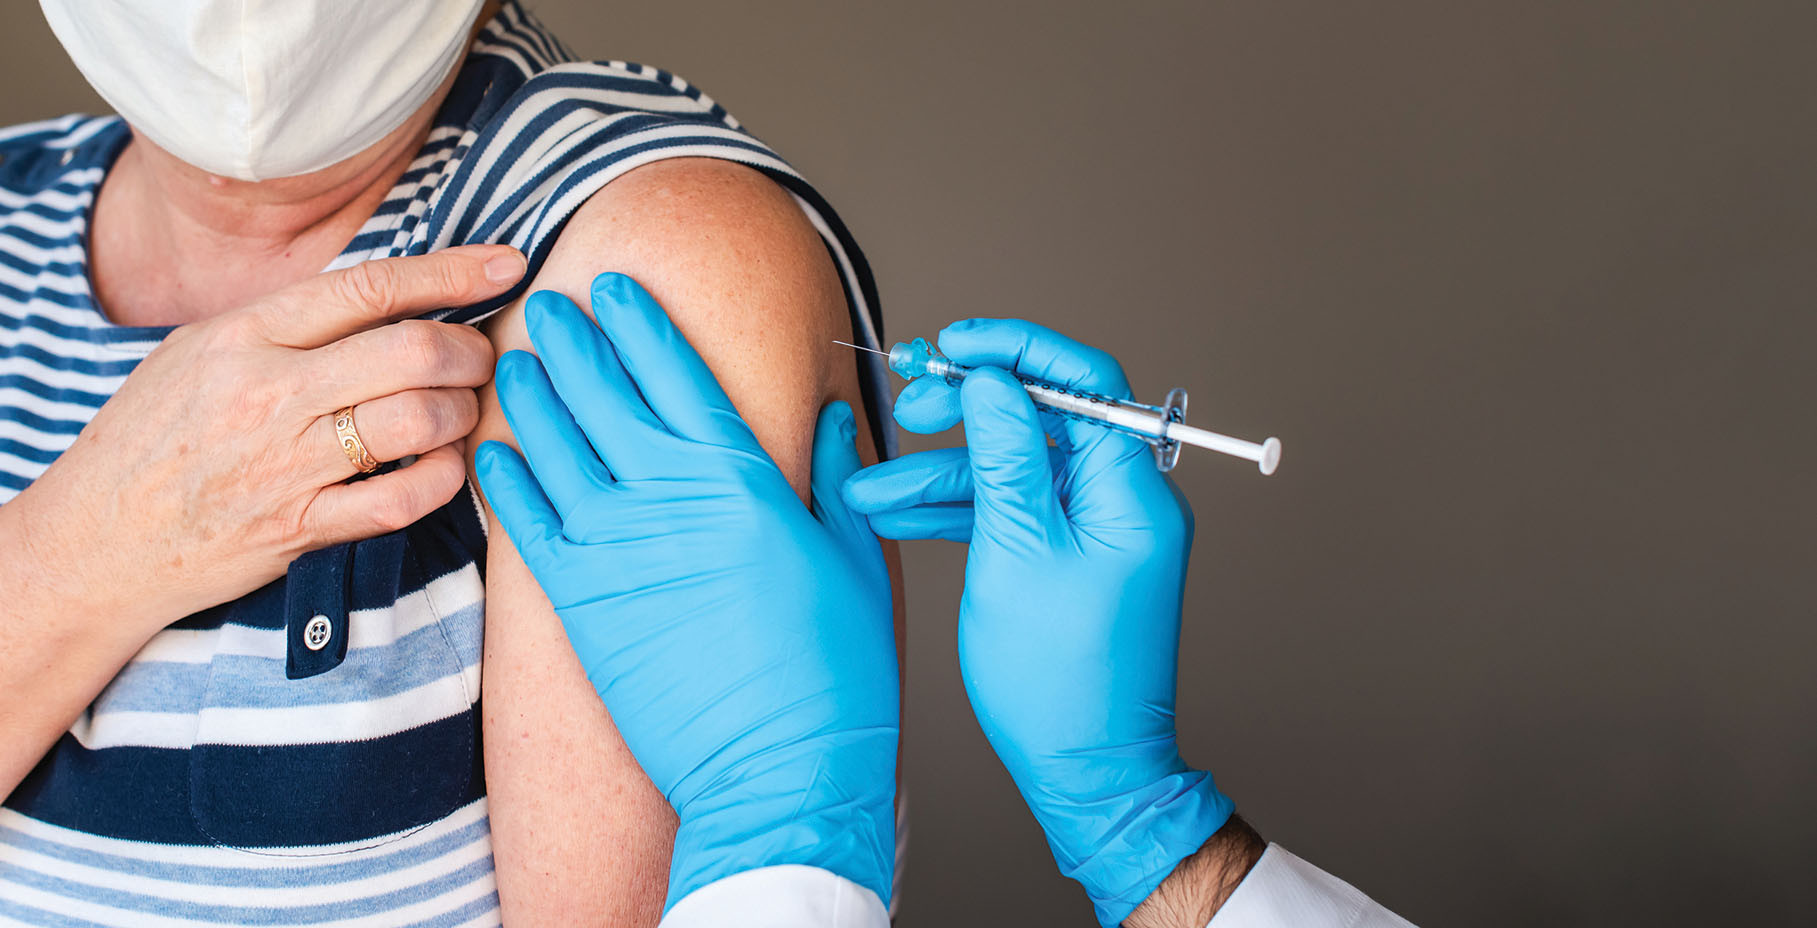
935,317 -> 1023,360
473,441 -> 532,498
475,450 -> 564,566
472,441 -> 519,502
523,289 -> 581,344
841,466 -> 888,512
524,288 -> 572,321
895,375 -> 945,404
840,473 -> 869,511
594,272 -> 668,335
473,439 -> 509,469
590,271 -> 636,304
867,505 -> 974,543
823,399 -> 856,441
859,509 -> 907,540
814,400 -> 857,447
958,364 -> 1032,414
891,377 -> 962,434
811,402 -> 866,520
493,349 -> 538,389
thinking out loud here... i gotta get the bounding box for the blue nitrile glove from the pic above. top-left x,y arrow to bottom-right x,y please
473,273 -> 898,912
842,318 -> 1232,927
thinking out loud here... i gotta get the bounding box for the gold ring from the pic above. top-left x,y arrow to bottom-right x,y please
333,406 -> 381,474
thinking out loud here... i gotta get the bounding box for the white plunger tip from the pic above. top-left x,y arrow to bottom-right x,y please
1259,437 -> 1282,476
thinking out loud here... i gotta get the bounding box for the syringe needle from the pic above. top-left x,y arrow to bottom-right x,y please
833,339 -> 890,358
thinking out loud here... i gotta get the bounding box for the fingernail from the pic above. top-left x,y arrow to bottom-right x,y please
485,250 -> 527,284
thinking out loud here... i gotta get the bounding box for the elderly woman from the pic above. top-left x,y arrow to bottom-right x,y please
0,1 -> 894,924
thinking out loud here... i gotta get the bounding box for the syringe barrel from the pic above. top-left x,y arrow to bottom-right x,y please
1017,380 -> 1172,441
917,350 -> 1173,442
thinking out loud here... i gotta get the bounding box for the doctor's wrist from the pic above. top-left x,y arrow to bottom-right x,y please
1123,814 -> 1265,928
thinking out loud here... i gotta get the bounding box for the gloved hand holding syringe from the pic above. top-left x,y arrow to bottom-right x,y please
836,334 -> 1282,474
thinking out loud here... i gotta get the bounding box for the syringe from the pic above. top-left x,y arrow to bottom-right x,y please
836,338 -> 1281,475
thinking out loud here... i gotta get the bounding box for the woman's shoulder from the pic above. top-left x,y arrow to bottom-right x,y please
0,115 -> 125,192
423,33 -> 799,297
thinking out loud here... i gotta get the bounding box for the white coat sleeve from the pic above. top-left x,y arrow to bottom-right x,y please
1207,844 -> 1415,928
659,865 -> 891,928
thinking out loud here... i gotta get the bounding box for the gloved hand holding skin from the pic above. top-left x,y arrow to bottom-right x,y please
473,273 -> 899,913
842,318 -> 1234,927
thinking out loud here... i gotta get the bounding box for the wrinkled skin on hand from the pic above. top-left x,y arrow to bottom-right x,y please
7,245 -> 521,625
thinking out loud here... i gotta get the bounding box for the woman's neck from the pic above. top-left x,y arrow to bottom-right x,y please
88,106 -> 438,328
85,0 -> 503,328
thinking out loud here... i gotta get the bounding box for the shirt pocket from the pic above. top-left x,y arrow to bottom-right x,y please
188,530 -> 484,855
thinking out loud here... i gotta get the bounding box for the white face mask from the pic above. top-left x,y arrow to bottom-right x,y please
41,0 -> 485,181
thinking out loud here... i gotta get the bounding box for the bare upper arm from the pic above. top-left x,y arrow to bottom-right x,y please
465,158 -> 885,925
481,157 -> 870,491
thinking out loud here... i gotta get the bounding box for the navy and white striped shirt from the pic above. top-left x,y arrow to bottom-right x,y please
0,4 -> 888,924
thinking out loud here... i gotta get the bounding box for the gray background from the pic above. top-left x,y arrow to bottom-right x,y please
7,2 -> 1813,924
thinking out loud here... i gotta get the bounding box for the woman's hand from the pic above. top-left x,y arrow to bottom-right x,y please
0,243 -> 525,796
0,243 -> 525,631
